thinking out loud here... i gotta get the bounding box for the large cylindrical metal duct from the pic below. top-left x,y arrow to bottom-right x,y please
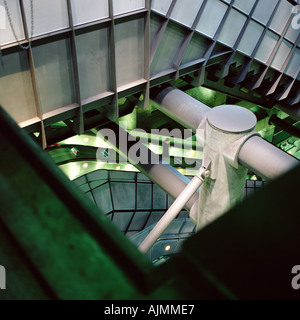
96,121 -> 199,211
238,136 -> 299,180
152,86 -> 211,132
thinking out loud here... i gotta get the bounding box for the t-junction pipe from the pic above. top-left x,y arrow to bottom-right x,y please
152,86 -> 299,181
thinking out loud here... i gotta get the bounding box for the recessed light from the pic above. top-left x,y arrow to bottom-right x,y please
165,245 -> 171,252
83,163 -> 89,168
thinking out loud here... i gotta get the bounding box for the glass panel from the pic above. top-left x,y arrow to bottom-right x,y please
164,220 -> 183,234
78,183 -> 90,193
255,30 -> 279,63
89,181 -> 105,189
168,194 -> 174,207
144,211 -> 165,228
196,0 -> 228,38
170,0 -> 204,28
106,213 -> 113,221
252,0 -> 277,25
271,40 -> 293,71
0,50 -> 37,123
128,211 -> 150,231
182,34 -> 211,65
150,13 -> 164,44
150,21 -> 186,76
87,169 -> 108,182
233,0 -> 256,15
137,172 -> 150,181
112,212 -> 134,232
113,0 -> 145,16
237,20 -> 264,56
151,0 -> 173,16
115,17 -> 145,87
70,0 -> 109,26
218,8 -> 247,47
180,220 -> 196,233
92,183 -> 113,214
153,185 -> 166,209
177,211 -> 189,219
85,191 -> 95,204
32,38 -> 75,114
137,184 -> 152,210
255,181 -> 264,187
284,22 -> 300,43
270,0 -> 293,34
247,180 -> 255,187
110,171 -> 136,181
23,0 -> 69,36
111,182 -> 135,210
73,175 -> 87,187
285,48 -> 300,77
76,27 -> 110,100
0,0 -> 25,45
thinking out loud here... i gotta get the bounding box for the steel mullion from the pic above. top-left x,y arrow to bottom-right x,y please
275,65 -> 300,101
220,0 -> 259,78
195,0 -> 235,86
276,33 -> 300,73
265,32 -> 300,96
149,0 -> 177,63
108,173 -> 115,221
287,81 -> 300,105
142,0 -> 151,108
66,0 -> 84,135
18,0 -> 47,148
233,0 -> 281,84
125,173 -> 138,234
86,180 -> 110,196
250,13 -> 295,90
172,0 -> 209,80
85,176 -> 98,205
107,0 -> 119,121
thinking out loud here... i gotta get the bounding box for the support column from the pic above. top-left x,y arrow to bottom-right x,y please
196,105 -> 258,229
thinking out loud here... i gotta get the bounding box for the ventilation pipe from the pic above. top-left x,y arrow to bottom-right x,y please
269,114 -> 300,140
275,104 -> 300,122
